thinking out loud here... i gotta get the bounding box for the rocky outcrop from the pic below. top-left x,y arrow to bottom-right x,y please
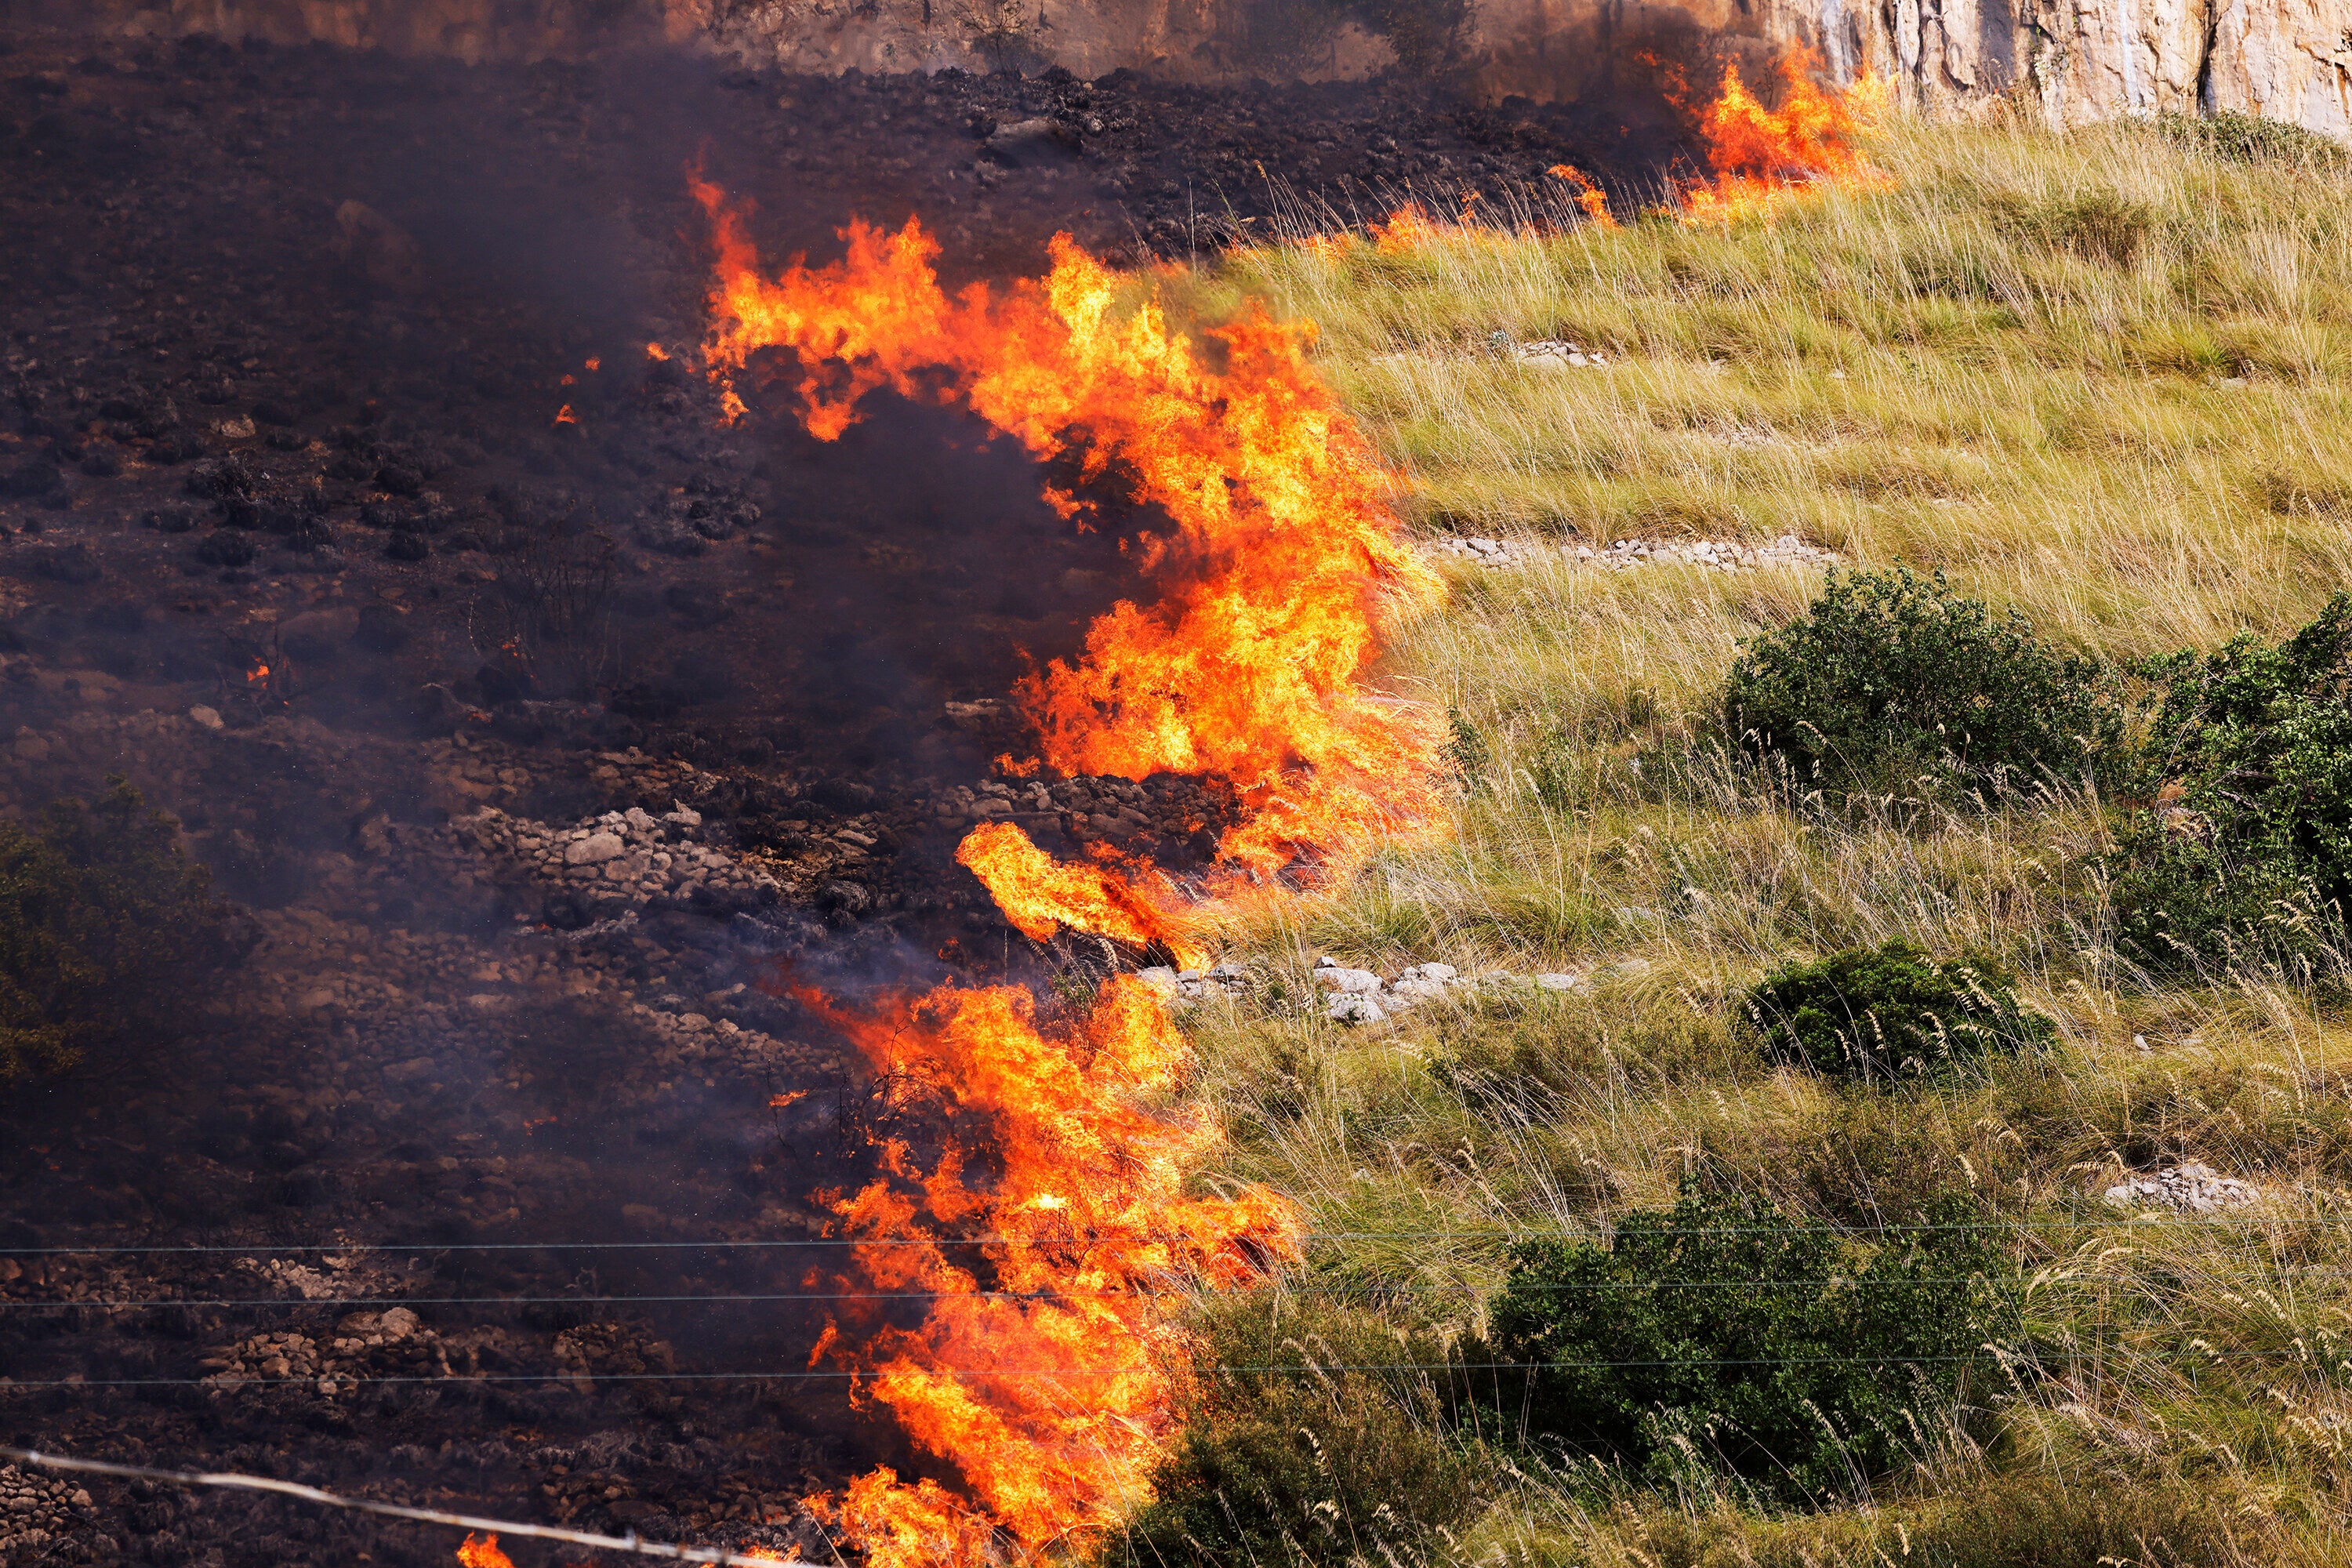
57,0 -> 2352,137
1472,0 -> 2349,140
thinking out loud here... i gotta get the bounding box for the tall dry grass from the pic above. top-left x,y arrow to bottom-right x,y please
1144,111 -> 2352,1564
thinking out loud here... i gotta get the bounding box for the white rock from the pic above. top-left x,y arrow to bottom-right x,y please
1314,967 -> 1385,995
1136,967 -> 1181,998
1534,973 -> 1581,991
189,705 -> 224,730
1326,992 -> 1387,1025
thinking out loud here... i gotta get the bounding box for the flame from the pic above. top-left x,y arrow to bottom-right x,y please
1548,164 -> 1618,229
694,187 -> 1446,921
585,356 -> 602,372
1368,203 -> 1443,252
246,662 -> 270,684
553,404 -> 578,426
801,975 -> 1303,1566
955,821 -> 1201,966
1672,48 -> 1889,225
454,1534 -> 514,1568
646,340 -> 671,361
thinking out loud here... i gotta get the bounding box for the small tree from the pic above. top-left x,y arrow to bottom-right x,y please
0,779 -> 232,1089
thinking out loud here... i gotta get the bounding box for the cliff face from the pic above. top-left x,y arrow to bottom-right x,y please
1473,0 -> 2349,139
53,0 -> 2352,138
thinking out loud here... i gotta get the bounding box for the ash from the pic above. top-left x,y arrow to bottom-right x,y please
0,16 -> 1654,1562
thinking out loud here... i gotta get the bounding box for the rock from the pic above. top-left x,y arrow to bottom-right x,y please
664,805 -> 702,829
2102,1162 -> 2268,1212
1326,992 -> 1387,1025
1534,973 -> 1580,991
1313,966 -> 1384,995
189,704 -> 224,730
984,117 -> 1077,165
1136,966 -> 1181,998
332,199 -> 423,292
565,831 -> 626,866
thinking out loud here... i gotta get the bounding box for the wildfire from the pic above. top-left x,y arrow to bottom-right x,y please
693,184 -> 1446,924
800,975 -> 1303,1566
246,661 -> 270,685
1548,164 -> 1618,230
955,821 -> 1201,967
553,404 -> 578,426
454,1534 -> 514,1568
1671,48 -> 1889,224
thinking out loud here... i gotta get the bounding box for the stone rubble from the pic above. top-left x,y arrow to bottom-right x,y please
1509,336 -> 1611,368
451,804 -> 781,921
0,1465 -> 108,1568
1434,534 -> 1842,572
2102,1162 -> 2269,1213
1138,955 -> 1591,1023
198,1305 -> 452,1397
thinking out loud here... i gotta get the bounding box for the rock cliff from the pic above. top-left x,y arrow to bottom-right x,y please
47,0 -> 2352,138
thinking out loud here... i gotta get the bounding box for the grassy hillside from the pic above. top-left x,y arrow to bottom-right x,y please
1136,113 -> 2352,1565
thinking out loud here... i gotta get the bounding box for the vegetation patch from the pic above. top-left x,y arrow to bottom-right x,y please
1723,566 -> 2122,798
0,778 -> 232,1088
1744,940 -> 2056,1081
1488,1185 -> 2010,1506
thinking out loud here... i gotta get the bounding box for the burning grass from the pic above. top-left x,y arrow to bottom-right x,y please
1134,109 -> 2352,1565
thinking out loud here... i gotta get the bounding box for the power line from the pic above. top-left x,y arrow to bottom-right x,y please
0,1445 -> 808,1567
0,1274 -> 2238,1309
0,1348 -> 2322,1392
0,1211 -> 2334,1256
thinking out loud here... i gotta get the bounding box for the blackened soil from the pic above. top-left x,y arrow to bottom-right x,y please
0,23 -> 1639,1564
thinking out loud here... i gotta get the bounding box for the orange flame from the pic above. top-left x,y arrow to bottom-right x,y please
802,975 -> 1303,1566
693,187 -> 1446,915
553,404 -> 577,426
646,340 -> 671,361
1674,49 -> 1889,225
585,356 -> 602,372
1367,203 -> 1443,252
955,821 -> 1201,966
454,1534 -> 514,1568
246,662 -> 270,684
1548,164 -> 1618,230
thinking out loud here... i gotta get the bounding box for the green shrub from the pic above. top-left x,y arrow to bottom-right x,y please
1108,1300 -> 1476,1566
2111,593 -> 2352,968
1486,1185 -> 2011,1507
1744,940 -> 2056,1082
0,777 -> 230,1088
2147,110 -> 2352,172
1724,566 -> 2122,798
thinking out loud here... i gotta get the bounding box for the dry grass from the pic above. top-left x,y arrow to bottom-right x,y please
1149,111 -> 2352,1564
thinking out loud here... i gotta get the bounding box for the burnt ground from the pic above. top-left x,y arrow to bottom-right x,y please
0,22 -> 1683,1566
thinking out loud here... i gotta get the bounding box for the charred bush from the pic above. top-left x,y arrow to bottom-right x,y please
467,507 -> 619,699
196,531 -> 257,568
385,529 -> 430,562
0,778 -> 235,1091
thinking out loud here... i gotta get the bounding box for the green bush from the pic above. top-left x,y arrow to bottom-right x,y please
2147,110 -> 2351,172
1486,1185 -> 2011,1507
2111,593 -> 2352,968
1744,940 -> 2056,1082
1724,566 -> 2122,798
0,777 -> 230,1088
1108,1300 -> 1476,1566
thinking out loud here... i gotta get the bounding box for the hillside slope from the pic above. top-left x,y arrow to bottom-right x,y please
1138,111 -> 2352,1566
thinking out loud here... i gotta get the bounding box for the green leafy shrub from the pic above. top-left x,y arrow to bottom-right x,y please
1744,940 -> 2056,1082
2111,593 -> 2352,968
1724,566 -> 2122,797
1487,1185 -> 2011,1506
1108,1300 -> 1475,1566
0,777 -> 231,1089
